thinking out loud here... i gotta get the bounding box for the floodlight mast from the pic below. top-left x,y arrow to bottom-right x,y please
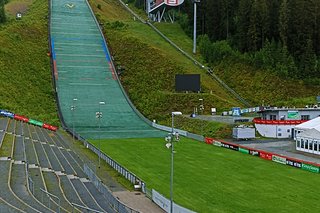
98,101 -> 105,168
170,111 -> 182,213
193,0 -> 200,54
71,98 -> 78,144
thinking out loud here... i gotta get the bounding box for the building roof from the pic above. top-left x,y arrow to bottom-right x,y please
297,128 -> 320,139
295,116 -> 320,131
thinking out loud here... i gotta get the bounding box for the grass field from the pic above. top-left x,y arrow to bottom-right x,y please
90,137 -> 320,212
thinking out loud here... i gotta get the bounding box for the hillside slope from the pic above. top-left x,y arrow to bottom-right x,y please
0,0 -> 58,125
90,0 -> 243,122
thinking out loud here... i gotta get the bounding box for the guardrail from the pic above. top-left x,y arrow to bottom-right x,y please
40,188 -> 61,213
0,118 -> 9,148
71,202 -> 104,213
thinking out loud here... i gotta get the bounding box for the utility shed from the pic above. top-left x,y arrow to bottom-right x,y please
233,126 -> 255,140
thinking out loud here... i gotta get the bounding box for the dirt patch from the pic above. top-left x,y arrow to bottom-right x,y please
5,0 -> 33,16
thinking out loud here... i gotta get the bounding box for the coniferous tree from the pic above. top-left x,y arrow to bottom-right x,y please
279,0 -> 289,47
0,0 -> 6,24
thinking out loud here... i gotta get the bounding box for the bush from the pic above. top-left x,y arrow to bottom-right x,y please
253,40 -> 297,78
198,35 -> 237,65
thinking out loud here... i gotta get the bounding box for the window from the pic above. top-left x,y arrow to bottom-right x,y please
305,140 -> 308,149
262,114 -> 267,120
287,129 -> 290,133
301,139 -> 304,148
270,115 -> 276,120
301,115 -> 310,120
297,140 -> 300,148
278,133 -> 282,136
278,128 -> 282,131
314,142 -> 318,151
309,141 -> 313,150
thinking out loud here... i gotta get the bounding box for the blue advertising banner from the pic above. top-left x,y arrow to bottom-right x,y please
0,110 -> 14,118
232,107 -> 241,116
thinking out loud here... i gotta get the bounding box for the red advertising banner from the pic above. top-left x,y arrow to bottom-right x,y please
42,123 -> 58,131
205,138 -> 213,145
259,151 -> 272,160
14,114 -> 29,122
253,118 -> 306,125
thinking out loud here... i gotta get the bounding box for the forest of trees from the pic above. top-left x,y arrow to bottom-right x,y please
132,0 -> 320,82
0,0 -> 6,24
176,0 -> 320,81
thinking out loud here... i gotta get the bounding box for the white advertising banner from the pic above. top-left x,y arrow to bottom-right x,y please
152,189 -> 196,213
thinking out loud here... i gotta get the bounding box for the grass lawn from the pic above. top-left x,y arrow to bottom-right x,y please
90,137 -> 320,212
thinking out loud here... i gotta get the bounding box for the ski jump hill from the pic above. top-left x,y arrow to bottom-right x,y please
50,0 -> 165,139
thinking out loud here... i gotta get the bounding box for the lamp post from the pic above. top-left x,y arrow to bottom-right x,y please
165,111 -> 182,213
193,0 -> 200,54
199,98 -> 204,135
71,98 -> 77,144
96,101 -> 105,168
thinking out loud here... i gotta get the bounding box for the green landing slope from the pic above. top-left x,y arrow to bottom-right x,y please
50,0 -> 164,139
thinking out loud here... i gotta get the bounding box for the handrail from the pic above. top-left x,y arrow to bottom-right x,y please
40,188 -> 61,213
71,202 -> 104,213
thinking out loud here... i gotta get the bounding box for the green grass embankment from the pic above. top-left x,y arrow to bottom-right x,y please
1,0 -> 58,125
152,16 -> 320,107
90,0 -> 242,124
91,137 -> 320,212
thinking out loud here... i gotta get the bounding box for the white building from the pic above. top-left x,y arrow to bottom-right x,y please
295,117 -> 320,155
253,107 -> 320,138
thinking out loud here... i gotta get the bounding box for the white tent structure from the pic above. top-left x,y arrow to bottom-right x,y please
295,117 -> 320,155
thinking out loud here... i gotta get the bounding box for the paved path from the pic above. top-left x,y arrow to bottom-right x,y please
113,191 -> 164,213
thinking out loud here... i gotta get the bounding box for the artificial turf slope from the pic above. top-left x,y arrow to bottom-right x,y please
91,137 -> 320,212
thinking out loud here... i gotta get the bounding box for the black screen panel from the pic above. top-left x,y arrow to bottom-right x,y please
175,74 -> 200,92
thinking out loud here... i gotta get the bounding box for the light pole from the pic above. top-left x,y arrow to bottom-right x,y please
199,98 -> 204,135
71,98 -> 77,144
193,0 -> 200,54
96,101 -> 105,168
165,111 -> 182,213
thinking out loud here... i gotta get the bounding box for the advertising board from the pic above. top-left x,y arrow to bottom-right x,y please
286,159 -> 302,168
259,151 -> 272,160
302,163 -> 319,173
165,0 -> 185,6
14,114 -> 29,122
239,147 -> 249,154
213,141 -> 222,147
249,150 -> 260,156
0,110 -> 14,118
272,155 -> 286,165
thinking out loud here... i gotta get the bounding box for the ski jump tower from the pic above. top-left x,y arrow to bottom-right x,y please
146,0 -> 185,22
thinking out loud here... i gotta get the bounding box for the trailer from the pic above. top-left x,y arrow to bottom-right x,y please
233,126 -> 255,140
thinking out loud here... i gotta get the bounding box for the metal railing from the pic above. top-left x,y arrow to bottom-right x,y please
84,164 -> 139,213
71,203 -> 104,213
40,188 -> 61,213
